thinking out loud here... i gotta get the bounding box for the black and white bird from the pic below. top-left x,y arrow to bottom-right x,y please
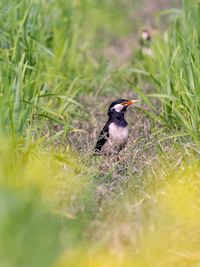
95,99 -> 139,155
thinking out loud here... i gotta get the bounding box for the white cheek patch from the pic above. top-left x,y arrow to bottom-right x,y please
113,104 -> 123,112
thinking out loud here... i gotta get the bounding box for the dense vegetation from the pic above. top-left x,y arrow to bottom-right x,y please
136,0 -> 200,142
0,1 -> 200,267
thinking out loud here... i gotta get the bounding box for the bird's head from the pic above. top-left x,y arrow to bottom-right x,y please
141,28 -> 151,41
108,99 -> 139,116
141,28 -> 157,41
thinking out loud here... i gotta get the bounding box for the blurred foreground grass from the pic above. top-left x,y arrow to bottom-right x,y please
58,158 -> 200,267
1,136 -> 200,267
0,137 -> 94,267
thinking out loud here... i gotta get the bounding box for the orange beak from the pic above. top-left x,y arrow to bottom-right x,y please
123,100 -> 139,106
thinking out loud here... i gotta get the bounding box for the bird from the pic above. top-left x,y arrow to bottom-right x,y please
140,28 -> 157,56
95,99 -> 139,155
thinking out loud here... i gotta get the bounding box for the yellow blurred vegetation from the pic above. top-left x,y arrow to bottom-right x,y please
1,139 -> 200,267
56,158 -> 200,267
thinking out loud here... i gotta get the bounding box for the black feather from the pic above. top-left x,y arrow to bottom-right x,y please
95,119 -> 111,152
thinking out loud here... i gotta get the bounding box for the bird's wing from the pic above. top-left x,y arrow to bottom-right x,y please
95,120 -> 111,152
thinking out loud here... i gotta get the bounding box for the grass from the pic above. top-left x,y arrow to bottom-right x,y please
1,0 -> 200,267
131,0 -> 200,142
57,151 -> 200,267
0,0 -> 133,137
0,136 -> 95,267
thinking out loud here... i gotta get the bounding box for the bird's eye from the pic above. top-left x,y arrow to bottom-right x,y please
122,102 -> 130,106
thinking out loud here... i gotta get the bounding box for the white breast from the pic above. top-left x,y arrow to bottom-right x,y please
100,123 -> 129,155
109,123 -> 129,144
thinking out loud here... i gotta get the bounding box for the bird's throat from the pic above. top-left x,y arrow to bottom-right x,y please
109,112 -> 127,127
